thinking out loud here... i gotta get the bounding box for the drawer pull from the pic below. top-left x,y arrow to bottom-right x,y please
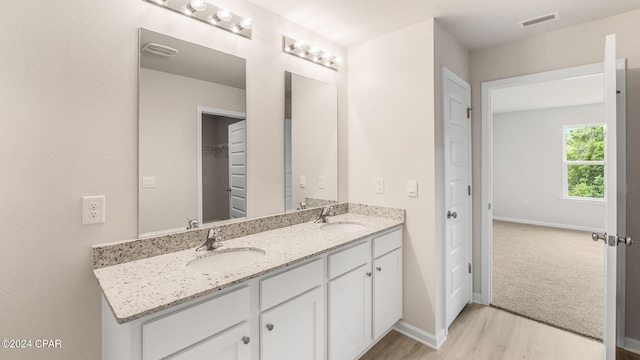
242,336 -> 250,345
376,267 -> 382,272
366,272 -> 372,277
266,323 -> 274,331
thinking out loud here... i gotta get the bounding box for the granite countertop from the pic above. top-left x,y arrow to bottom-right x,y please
94,213 -> 403,324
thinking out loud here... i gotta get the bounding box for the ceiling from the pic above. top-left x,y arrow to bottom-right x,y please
140,29 -> 246,89
491,74 -> 604,114
247,0 -> 640,49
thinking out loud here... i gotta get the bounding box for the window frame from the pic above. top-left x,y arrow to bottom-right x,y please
562,123 -> 606,202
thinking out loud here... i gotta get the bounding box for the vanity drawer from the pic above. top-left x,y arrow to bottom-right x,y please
372,227 -> 402,259
142,285 -> 250,360
261,258 -> 323,311
328,241 -> 370,279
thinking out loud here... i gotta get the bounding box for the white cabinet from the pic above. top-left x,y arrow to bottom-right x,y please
167,322 -> 251,360
328,264 -> 372,360
373,248 -> 402,340
327,226 -> 403,359
260,287 -> 324,360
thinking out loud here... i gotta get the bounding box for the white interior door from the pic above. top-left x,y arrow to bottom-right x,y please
443,67 -> 472,328
228,120 -> 246,218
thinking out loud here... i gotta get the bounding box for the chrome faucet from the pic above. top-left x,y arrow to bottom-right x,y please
314,206 -> 334,223
297,202 -> 307,210
187,218 -> 199,230
196,228 -> 223,252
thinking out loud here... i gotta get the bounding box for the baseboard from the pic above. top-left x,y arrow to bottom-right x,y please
473,292 -> 483,304
393,320 -> 446,350
492,216 -> 604,233
624,337 -> 640,354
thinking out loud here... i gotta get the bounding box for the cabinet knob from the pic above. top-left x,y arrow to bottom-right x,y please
242,336 -> 250,345
266,323 -> 274,331
376,267 -> 382,272
366,272 -> 372,277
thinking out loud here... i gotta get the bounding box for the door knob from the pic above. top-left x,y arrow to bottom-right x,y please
592,232 -> 606,243
447,211 -> 457,219
266,323 -> 274,331
242,336 -> 250,345
618,236 -> 633,246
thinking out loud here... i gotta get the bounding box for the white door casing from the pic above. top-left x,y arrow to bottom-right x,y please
197,107 -> 246,224
602,33 -> 617,360
228,120 -> 247,219
443,67 -> 472,328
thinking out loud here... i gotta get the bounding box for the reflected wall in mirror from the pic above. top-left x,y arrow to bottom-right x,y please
285,72 -> 338,210
139,28 -> 247,237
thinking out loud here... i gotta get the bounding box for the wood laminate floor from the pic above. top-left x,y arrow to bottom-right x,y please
360,303 -> 602,360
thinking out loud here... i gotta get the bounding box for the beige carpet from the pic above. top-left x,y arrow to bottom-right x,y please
491,220 -> 603,340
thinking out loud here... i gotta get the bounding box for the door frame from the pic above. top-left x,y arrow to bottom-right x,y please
480,61 -> 627,344
196,106 -> 247,224
442,67 -> 473,330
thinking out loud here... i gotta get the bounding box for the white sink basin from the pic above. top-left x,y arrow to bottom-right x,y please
320,222 -> 367,234
186,249 -> 266,274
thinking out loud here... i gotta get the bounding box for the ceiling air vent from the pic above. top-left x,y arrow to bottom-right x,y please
141,43 -> 178,57
519,12 -> 560,28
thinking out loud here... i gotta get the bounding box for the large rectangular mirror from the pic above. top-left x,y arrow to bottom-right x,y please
285,72 -> 338,210
138,28 -> 246,236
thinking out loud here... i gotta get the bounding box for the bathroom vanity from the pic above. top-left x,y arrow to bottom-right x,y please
94,205 -> 403,360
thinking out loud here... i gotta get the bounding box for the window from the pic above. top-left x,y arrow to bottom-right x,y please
563,124 -> 605,200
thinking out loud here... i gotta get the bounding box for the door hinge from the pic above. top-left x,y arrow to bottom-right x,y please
468,185 -> 471,196
467,107 -> 472,119
468,263 -> 472,274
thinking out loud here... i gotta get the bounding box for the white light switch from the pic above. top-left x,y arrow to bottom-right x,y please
299,175 -> 306,188
142,176 -> 156,188
375,178 -> 384,194
318,176 -> 325,189
407,180 -> 418,197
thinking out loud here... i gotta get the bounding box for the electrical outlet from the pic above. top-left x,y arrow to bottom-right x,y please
82,195 -> 105,225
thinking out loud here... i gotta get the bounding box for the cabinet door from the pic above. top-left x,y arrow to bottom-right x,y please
167,322 -> 251,360
328,264 -> 372,360
261,287 -> 324,360
373,248 -> 402,340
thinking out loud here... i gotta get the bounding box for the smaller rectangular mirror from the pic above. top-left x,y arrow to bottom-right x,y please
285,72 -> 338,210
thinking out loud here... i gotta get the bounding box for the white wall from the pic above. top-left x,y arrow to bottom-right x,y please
0,1 -> 347,358
291,74 -> 338,205
349,19 -> 437,336
493,104 -> 606,231
470,8 -> 640,342
139,68 -> 245,234
349,18 -> 470,341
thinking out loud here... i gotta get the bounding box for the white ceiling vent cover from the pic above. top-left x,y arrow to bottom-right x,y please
519,12 -> 560,28
141,43 -> 178,57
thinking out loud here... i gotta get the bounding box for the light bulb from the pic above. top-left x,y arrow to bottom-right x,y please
293,40 -> 306,49
216,8 -> 232,21
239,18 -> 252,30
333,57 -> 343,64
308,46 -> 319,55
184,0 -> 207,14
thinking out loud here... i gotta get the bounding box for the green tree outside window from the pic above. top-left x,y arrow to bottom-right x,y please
565,125 -> 605,198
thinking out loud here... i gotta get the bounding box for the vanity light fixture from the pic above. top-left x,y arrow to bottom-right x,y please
282,36 -> 342,71
142,0 -> 252,39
